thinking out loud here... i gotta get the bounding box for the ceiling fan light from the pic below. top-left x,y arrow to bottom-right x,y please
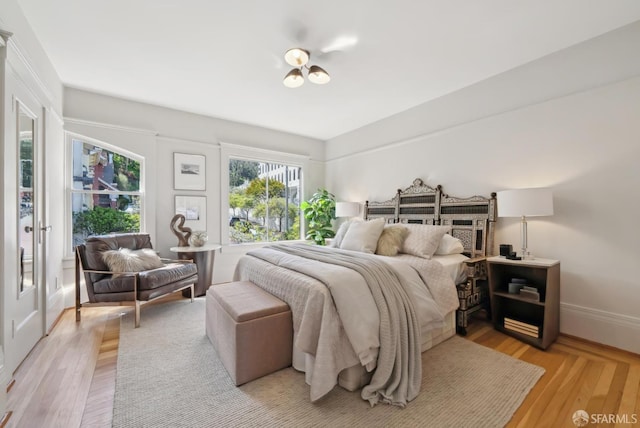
307,65 -> 330,84
284,48 -> 310,67
283,68 -> 304,88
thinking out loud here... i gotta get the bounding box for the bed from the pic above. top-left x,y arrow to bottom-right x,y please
233,178 -> 496,407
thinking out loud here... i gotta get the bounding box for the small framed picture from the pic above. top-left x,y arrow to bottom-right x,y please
175,196 -> 207,231
174,153 -> 206,190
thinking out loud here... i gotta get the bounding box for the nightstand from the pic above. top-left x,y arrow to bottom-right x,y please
487,256 -> 560,349
456,257 -> 490,336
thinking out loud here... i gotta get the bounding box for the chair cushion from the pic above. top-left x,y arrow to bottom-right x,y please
138,262 -> 197,291
92,262 -> 197,294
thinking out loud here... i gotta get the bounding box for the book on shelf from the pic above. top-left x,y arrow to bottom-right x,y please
503,322 -> 539,338
504,317 -> 539,335
519,288 -> 540,301
507,279 -> 538,295
504,324 -> 539,338
504,317 -> 538,329
508,282 -> 526,294
504,322 -> 538,334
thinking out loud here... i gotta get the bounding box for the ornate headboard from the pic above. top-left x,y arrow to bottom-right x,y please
365,178 -> 497,257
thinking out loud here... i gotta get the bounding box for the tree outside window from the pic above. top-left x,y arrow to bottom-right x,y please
70,138 -> 142,249
228,158 -> 301,243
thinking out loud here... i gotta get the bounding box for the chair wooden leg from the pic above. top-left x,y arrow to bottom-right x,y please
75,248 -> 82,322
134,300 -> 141,328
190,284 -> 194,303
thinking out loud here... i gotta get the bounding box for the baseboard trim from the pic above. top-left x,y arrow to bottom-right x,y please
560,302 -> 640,354
559,332 -> 640,358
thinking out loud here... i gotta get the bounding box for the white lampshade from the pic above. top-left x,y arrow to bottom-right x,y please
283,68 -> 304,88
497,188 -> 554,218
498,188 -> 553,260
307,65 -> 330,84
335,202 -> 360,217
284,48 -> 309,67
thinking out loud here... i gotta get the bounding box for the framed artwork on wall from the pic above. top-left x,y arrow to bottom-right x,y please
174,153 -> 206,190
175,195 -> 207,231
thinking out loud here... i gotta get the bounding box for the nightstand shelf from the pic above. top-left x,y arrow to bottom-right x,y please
492,291 -> 545,306
487,256 -> 560,349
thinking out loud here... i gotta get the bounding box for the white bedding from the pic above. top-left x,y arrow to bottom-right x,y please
431,253 -> 469,284
234,244 -> 460,405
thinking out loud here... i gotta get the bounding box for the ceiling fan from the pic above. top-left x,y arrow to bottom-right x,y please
279,23 -> 358,88
282,48 -> 330,88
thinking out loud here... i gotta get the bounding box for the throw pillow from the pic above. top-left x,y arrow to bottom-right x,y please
102,248 -> 164,274
340,218 -> 386,254
330,218 -> 362,248
435,233 -> 465,255
375,225 -> 409,256
401,224 -> 452,259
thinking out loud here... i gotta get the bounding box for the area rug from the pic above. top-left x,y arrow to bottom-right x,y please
112,298 -> 544,428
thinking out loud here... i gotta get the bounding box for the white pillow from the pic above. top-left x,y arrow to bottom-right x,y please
330,218 -> 362,248
102,248 -> 164,274
340,218 -> 386,254
435,233 -> 465,255
375,225 -> 409,257
401,224 -> 452,259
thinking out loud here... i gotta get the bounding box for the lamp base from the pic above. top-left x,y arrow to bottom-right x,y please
521,251 -> 535,260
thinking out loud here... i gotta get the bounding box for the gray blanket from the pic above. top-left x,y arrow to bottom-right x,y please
246,243 -> 422,407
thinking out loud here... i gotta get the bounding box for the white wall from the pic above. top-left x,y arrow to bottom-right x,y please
325,23 -> 640,353
62,88 -> 325,305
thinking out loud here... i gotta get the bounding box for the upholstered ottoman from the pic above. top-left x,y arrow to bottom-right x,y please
206,281 -> 293,385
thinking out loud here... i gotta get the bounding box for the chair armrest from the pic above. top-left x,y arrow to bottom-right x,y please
80,268 -> 140,276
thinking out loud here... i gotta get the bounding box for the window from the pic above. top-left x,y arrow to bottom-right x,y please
19,120 -> 34,292
228,158 -> 301,244
69,135 -> 143,250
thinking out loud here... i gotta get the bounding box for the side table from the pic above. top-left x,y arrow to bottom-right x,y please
170,243 -> 221,297
487,256 -> 560,349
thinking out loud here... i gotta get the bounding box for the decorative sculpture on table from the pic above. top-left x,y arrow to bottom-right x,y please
170,214 -> 192,246
189,231 -> 208,247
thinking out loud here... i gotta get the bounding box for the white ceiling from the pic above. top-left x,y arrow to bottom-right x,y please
17,0 -> 640,140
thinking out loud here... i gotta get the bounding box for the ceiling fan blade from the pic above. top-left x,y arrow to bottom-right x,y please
283,18 -> 308,45
320,35 -> 358,53
271,53 -> 284,69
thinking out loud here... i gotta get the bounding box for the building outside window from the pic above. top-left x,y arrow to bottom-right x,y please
228,158 -> 301,244
69,136 -> 143,250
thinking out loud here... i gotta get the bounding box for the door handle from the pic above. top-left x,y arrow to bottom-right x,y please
24,226 -> 33,233
38,222 -> 52,244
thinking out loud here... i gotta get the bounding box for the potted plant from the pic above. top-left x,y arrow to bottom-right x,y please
301,189 -> 336,245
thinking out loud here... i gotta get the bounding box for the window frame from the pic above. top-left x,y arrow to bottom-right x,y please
220,142 -> 309,246
65,131 -> 145,257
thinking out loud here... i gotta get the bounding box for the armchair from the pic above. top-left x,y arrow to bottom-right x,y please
75,233 -> 198,327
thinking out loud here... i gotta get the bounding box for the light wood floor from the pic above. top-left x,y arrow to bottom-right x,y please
5,301 -> 640,428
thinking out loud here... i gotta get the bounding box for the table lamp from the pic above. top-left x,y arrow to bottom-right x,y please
497,188 -> 554,259
335,202 -> 360,218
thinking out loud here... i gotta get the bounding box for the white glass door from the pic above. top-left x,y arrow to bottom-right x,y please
4,93 -> 46,374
